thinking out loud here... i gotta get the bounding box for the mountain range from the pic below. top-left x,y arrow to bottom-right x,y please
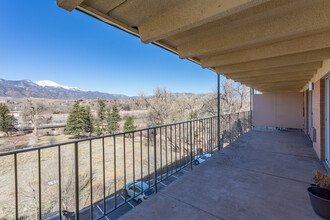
0,79 -> 129,99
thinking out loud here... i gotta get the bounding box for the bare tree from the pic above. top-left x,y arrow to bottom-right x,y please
202,79 -> 250,115
22,100 -> 49,136
140,87 -> 177,127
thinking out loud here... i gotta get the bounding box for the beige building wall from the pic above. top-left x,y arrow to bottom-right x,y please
253,93 -> 304,129
311,79 -> 325,160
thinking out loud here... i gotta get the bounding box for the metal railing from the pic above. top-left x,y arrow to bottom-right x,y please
0,111 -> 252,220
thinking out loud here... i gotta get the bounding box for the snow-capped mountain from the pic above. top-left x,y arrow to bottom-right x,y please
0,79 -> 129,99
34,80 -> 84,91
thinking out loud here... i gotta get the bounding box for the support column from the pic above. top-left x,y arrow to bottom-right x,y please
250,88 -> 254,128
217,74 -> 221,150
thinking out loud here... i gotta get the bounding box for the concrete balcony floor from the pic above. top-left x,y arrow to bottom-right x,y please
120,130 -> 327,220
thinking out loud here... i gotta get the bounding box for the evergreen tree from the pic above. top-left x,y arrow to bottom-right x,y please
93,119 -> 103,136
0,104 -> 15,135
107,106 -> 121,134
123,116 -> 137,132
95,99 -> 106,135
85,105 -> 94,136
97,99 -> 106,121
65,101 -> 93,137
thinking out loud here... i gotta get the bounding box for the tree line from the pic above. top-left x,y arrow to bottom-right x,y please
0,99 -> 137,137
0,79 -> 249,137
65,99 -> 136,137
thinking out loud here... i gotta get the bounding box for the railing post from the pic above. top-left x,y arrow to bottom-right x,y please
217,74 -> 221,150
153,128 -> 157,193
190,121 -> 193,170
74,142 -> 79,220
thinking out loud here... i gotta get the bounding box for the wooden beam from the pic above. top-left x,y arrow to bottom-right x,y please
76,3 -> 211,70
220,62 -> 321,78
231,71 -> 315,81
56,0 -> 84,12
236,76 -> 311,84
201,41 -> 330,68
253,82 -> 305,88
251,80 -> 308,86
213,48 -> 330,73
178,0 -> 330,58
252,84 -> 305,91
260,88 -> 302,93
301,58 -> 330,91
79,0 -> 126,14
201,33 -> 330,67
138,0 -> 269,43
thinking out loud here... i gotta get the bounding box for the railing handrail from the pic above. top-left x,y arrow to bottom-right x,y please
0,111 -> 249,157
1,110 -> 253,219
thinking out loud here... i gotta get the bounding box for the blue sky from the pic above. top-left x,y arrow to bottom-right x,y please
0,0 -> 218,96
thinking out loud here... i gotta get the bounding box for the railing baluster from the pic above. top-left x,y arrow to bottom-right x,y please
170,126 -> 173,174
182,123 -> 186,163
113,136 -> 117,208
153,128 -> 157,193
147,130 -> 150,187
175,124 -> 177,171
165,126 -> 168,178
102,137 -> 106,213
203,120 -> 205,154
160,127 -> 162,180
229,115 -> 232,143
14,153 -> 18,220
211,118 -> 213,149
186,122 -> 189,165
38,149 -> 41,220
210,118 -> 212,150
190,121 -> 193,169
179,123 -> 182,170
214,117 -> 215,148
211,118 -> 213,151
215,117 -> 217,148
140,131 -> 143,194
132,132 -> 135,198
208,119 -> 210,152
207,119 -> 209,152
89,140 -> 93,220
198,120 -> 200,155
213,117 -> 215,148
123,134 -> 126,202
74,142 -> 79,220
175,125 -> 180,171
58,145 -> 62,220
194,121 -> 196,158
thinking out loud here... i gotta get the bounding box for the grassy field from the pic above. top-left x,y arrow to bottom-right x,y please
0,114 -> 247,219
0,126 -> 210,219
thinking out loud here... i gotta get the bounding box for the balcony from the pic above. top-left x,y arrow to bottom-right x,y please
0,112 -> 252,219
121,129 -> 326,219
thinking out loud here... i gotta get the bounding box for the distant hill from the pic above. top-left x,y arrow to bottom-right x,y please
0,79 -> 129,100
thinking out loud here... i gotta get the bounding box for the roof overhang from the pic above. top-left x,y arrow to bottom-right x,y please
56,0 -> 330,93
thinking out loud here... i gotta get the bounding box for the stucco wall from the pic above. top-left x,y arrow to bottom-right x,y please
253,92 -> 304,129
303,90 -> 309,135
312,79 -> 325,160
